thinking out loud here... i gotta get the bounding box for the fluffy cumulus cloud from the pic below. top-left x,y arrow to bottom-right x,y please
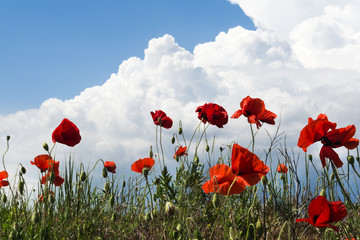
1,0 -> 360,187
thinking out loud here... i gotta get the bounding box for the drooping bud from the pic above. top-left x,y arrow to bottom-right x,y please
194,155 -> 199,165
144,212 -> 152,222
43,143 -> 49,152
6,135 -> 10,141
165,201 -> 176,216
102,167 -> 108,178
21,166 -> 26,174
212,193 -> 220,209
261,175 -> 268,185
171,136 -> 175,144
347,155 -> 355,165
206,144 -> 210,152
18,181 -> 25,195
80,171 -> 87,182
308,154 -> 313,161
320,188 -> 326,197
178,127 -> 183,135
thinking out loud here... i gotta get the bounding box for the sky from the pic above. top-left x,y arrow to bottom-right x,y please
1,0 -> 360,190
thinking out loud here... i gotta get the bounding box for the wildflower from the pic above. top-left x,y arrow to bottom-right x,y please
41,173 -> 64,186
31,155 -> 58,173
296,196 -> 347,232
104,161 -> 117,173
150,110 -> 173,129
52,118 -> 81,147
202,164 -> 246,195
0,171 -> 9,188
231,143 -> 269,186
231,96 -> 276,129
173,146 -> 188,159
195,103 -> 228,128
297,114 -> 359,168
277,163 -> 288,174
131,158 -> 155,173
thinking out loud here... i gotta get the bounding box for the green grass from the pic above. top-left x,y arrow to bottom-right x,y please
0,122 -> 360,240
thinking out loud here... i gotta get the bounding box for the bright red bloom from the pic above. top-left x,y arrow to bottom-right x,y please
131,158 -> 155,173
202,164 -> 246,195
296,196 -> 347,232
231,143 -> 269,186
31,155 -> 58,173
150,110 -> 173,129
298,114 -> 359,168
0,171 -> 9,188
277,164 -> 288,174
195,103 -> 228,128
231,96 -> 277,129
52,118 -> 81,147
41,173 -> 64,187
104,161 -> 117,173
173,146 -> 188,159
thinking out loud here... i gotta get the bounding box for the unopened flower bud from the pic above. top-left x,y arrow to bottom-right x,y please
43,143 -> 49,152
122,180 -> 126,189
80,171 -> 87,182
261,175 -> 268,185
6,135 -> 10,141
356,156 -> 360,162
256,219 -> 263,233
176,223 -> 182,232
171,136 -> 175,144
31,212 -> 40,224
320,189 -> 326,197
104,182 -> 110,193
308,154 -> 313,161
18,181 -> 25,195
212,193 -> 220,208
21,166 -> 26,174
194,155 -> 199,165
178,127 -> 183,135
110,194 -> 115,207
165,201 -> 176,216
347,155 -> 355,165
206,144 -> 210,152
2,194 -> 7,203
102,167 -> 108,178
144,212 -> 152,222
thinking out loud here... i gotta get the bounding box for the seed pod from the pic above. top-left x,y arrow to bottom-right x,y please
43,143 -> 49,152
102,167 -> 108,178
194,155 -> 199,165
256,219 -> 263,233
80,171 -> 87,182
18,181 -> 25,195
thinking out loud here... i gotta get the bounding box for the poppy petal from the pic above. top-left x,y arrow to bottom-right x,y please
320,146 -> 343,168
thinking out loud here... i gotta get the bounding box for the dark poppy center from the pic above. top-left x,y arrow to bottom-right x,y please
313,214 -> 319,223
245,111 -> 251,117
321,137 -> 332,146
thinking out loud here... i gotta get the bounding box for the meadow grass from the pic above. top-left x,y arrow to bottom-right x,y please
0,118 -> 359,240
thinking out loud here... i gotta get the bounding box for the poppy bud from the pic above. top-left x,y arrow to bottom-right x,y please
110,194 -> 115,207
308,154 -> 313,161
31,212 -> 40,224
6,135 -> 10,141
149,146 -> 154,158
320,189 -> 326,197
18,181 -> 25,195
2,194 -> 7,203
194,155 -> 199,165
165,201 -> 176,216
175,154 -> 179,162
142,167 -> 149,177
43,143 -> 49,152
176,223 -> 182,232
80,171 -> 87,182
144,212 -> 152,222
280,175 -> 285,181
102,167 -> 108,178
171,136 -> 175,144
220,147 -> 224,152
178,127 -> 183,135
212,193 -> 220,209
122,180 -> 126,189
104,182 -> 110,193
356,156 -> 360,162
261,175 -> 268,185
347,155 -> 355,165
206,144 -> 210,152
256,219 -> 263,233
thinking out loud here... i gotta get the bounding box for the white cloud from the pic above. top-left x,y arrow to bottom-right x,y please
1,1 -> 360,190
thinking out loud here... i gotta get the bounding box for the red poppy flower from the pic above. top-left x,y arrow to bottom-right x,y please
41,174 -> 65,186
202,164 -> 246,195
131,158 -> 155,173
195,103 -> 228,128
52,118 -> 81,147
173,146 -> 188,159
231,143 -> 269,186
277,164 -> 288,174
298,114 -> 359,168
104,161 -> 117,173
296,196 -> 347,232
0,171 -> 9,188
150,110 -> 173,129
231,96 -> 277,129
31,155 -> 58,173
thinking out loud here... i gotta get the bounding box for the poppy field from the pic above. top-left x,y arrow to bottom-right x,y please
1,96 -> 360,239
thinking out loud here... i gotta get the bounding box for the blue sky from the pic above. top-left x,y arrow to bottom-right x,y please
0,0 -> 254,115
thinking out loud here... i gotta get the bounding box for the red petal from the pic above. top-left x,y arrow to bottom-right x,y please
320,146 -> 343,168
0,171 -> 8,180
329,200 -> 347,223
308,196 -> 331,225
231,109 -> 243,119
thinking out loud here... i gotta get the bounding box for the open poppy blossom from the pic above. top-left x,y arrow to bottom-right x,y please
0,171 -> 9,188
231,96 -> 277,129
52,118 -> 81,147
31,155 -> 57,173
296,196 -> 347,232
173,146 -> 188,159
104,161 -> 117,173
131,158 -> 155,173
41,173 -> 65,187
150,110 -> 173,129
202,164 -> 246,195
195,103 -> 228,128
298,114 -> 359,168
277,164 -> 288,174
231,143 -> 269,186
